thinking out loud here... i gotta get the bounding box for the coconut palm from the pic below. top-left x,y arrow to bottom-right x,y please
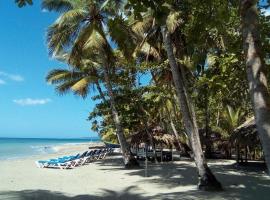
46,60 -> 106,102
42,0 -> 139,168
223,105 -> 242,134
241,0 -> 270,174
117,5 -> 222,189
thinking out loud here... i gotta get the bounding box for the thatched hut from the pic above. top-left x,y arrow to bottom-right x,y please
199,128 -> 230,158
230,117 -> 262,163
128,126 -> 177,161
129,128 -> 177,147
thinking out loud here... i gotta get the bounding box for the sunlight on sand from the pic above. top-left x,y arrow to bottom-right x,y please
0,145 -> 269,200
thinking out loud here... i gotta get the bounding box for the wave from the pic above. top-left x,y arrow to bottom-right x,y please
0,138 -> 100,160
30,145 -> 57,154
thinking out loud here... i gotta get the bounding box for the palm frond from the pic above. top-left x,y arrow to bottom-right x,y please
107,16 -> 137,59
47,9 -> 87,56
166,11 -> 182,33
42,0 -> 75,13
16,0 -> 33,7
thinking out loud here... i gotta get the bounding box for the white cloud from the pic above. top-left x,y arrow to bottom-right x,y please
9,74 -> 24,81
0,71 -> 24,82
0,79 -> 6,85
262,8 -> 270,16
13,98 -> 52,106
41,8 -> 48,13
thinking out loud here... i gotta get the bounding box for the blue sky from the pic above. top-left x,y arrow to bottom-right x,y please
0,1 -> 98,138
0,1 -> 268,139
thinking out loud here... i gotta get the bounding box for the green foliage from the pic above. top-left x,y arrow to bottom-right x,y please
42,0 -> 270,150
223,105 -> 242,133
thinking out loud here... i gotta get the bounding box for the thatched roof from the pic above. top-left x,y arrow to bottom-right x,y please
128,126 -> 177,147
230,117 -> 260,146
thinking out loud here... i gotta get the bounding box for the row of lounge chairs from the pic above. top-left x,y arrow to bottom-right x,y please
35,148 -> 113,169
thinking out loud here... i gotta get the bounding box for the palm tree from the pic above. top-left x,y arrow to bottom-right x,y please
120,7 -> 222,189
241,0 -> 270,174
161,25 -> 221,190
223,105 -> 242,134
46,62 -> 106,102
42,0 -> 139,168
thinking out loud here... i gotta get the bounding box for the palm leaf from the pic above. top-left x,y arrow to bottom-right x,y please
42,0 -> 75,13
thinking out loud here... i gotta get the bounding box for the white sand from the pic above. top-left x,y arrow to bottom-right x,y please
0,145 -> 269,200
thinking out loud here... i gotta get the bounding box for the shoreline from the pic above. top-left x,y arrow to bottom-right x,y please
0,141 -> 105,162
0,143 -> 269,200
0,144 -> 270,200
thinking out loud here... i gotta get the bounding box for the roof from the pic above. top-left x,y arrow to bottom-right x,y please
230,117 -> 260,146
128,126 -> 177,147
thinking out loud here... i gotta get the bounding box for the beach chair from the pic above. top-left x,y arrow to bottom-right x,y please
82,149 -> 100,163
36,151 -> 88,169
49,153 -> 80,162
98,149 -> 109,159
65,151 -> 89,167
92,149 -> 103,160
78,150 -> 97,165
36,159 -> 74,169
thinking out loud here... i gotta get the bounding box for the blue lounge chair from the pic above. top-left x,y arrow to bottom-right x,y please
36,151 -> 88,169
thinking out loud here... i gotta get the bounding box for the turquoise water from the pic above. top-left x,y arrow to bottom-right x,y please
0,138 -> 100,160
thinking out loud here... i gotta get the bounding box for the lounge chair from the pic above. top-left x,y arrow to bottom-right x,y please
36,159 -> 74,169
36,151 -> 88,169
81,149 -> 110,164
80,150 -> 97,165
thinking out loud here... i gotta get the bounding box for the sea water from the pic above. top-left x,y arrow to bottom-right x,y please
0,137 -> 100,160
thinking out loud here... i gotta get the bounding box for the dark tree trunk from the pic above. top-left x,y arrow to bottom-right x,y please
161,26 -> 222,191
95,80 -> 107,103
143,121 -> 158,163
150,71 -> 183,153
241,0 -> 270,174
204,90 -> 212,158
103,65 -> 139,168
236,143 -> 240,164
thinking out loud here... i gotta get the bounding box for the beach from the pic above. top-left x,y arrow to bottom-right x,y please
0,144 -> 270,200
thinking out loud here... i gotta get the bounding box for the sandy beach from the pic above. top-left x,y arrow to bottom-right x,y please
0,144 -> 270,200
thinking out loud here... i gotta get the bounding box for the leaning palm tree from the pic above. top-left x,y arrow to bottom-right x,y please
42,0 -> 139,168
118,7 -> 222,189
241,0 -> 270,174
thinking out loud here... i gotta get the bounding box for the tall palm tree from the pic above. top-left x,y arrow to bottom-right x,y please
42,0 -> 139,168
120,8 -> 221,189
161,25 -> 221,190
241,0 -> 270,174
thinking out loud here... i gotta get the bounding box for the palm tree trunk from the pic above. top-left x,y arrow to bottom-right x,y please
241,0 -> 270,174
103,65 -> 139,168
161,25 -> 222,190
150,71 -> 183,152
139,106 -> 158,163
95,80 -> 107,103
165,105 -> 184,153
204,90 -> 212,158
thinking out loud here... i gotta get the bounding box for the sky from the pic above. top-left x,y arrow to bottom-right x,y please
0,1 -> 98,138
0,1 -> 268,139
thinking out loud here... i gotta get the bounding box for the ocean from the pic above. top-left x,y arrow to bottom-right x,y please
0,137 -> 100,160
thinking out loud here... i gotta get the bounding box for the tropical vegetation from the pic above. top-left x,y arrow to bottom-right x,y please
16,0 -> 270,191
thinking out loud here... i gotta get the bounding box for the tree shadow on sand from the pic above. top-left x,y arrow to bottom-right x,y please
94,155 -> 270,199
0,186 -> 148,200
